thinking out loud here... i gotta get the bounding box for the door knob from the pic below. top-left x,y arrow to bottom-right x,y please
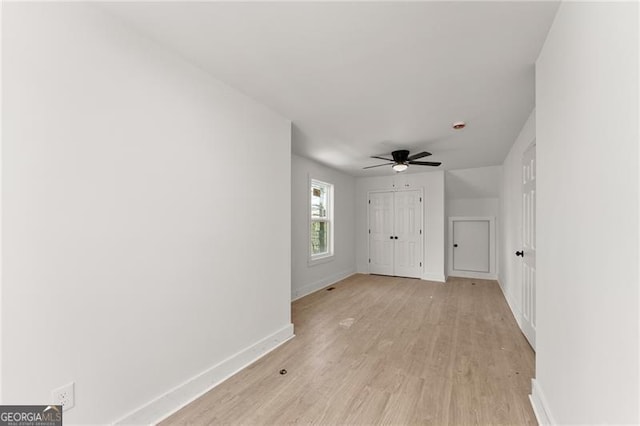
515,250 -> 524,257
453,244 -> 458,248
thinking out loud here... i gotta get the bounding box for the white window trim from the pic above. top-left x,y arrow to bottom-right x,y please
308,177 -> 334,266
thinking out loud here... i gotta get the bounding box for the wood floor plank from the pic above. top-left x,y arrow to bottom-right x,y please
161,274 -> 536,425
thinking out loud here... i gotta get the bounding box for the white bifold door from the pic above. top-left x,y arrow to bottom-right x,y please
369,190 -> 423,279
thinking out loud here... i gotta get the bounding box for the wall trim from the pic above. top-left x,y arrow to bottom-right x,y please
422,272 -> 446,283
448,271 -> 498,280
114,323 -> 295,425
497,278 -> 522,328
292,269 -> 355,301
530,379 -> 556,425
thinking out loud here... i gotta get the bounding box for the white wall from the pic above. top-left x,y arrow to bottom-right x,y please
291,155 -> 356,300
446,166 -> 502,200
447,197 -> 500,218
446,198 -> 500,278
499,110 -> 535,324
534,2 -> 639,424
355,171 -> 445,282
2,4 -> 292,424
445,166 -> 502,279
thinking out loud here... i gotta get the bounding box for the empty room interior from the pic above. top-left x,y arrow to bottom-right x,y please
1,1 -> 639,425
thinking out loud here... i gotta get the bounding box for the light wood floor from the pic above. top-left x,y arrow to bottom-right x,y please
161,274 -> 536,425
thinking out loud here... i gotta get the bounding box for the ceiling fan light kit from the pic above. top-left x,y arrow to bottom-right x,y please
392,163 -> 409,172
364,149 -> 442,172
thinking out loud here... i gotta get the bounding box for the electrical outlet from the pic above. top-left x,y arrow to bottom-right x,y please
52,382 -> 75,411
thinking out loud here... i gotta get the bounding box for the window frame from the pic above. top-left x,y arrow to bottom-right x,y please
309,178 -> 334,265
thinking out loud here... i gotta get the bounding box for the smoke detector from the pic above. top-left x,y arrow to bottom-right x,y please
452,121 -> 466,130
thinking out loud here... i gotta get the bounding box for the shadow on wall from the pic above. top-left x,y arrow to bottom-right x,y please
445,166 -> 502,200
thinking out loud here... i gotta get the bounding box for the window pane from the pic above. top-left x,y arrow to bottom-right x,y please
311,183 -> 328,219
311,221 -> 328,255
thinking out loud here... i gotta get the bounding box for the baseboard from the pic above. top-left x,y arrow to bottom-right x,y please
291,269 -> 355,301
114,323 -> 295,425
448,270 -> 497,280
497,278 -> 522,328
530,379 -> 556,425
422,272 -> 446,283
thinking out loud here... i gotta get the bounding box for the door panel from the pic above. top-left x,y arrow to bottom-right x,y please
368,190 -> 423,278
521,144 -> 536,348
452,220 -> 490,272
369,192 -> 394,275
394,190 -> 423,278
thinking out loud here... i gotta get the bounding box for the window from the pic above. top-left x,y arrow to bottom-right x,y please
310,179 -> 333,262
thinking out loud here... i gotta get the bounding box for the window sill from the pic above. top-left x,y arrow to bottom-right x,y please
308,254 -> 335,266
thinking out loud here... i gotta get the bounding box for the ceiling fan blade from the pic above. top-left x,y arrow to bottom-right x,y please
371,156 -> 393,161
407,151 -> 432,161
409,161 -> 442,166
363,163 -> 394,169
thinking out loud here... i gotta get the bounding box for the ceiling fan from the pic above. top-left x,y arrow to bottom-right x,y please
363,150 -> 442,172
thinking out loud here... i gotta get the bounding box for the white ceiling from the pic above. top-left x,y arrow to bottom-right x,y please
101,1 -> 558,176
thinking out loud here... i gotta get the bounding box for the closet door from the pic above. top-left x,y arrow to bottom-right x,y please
394,190 -> 423,278
368,192 -> 394,276
368,190 -> 423,278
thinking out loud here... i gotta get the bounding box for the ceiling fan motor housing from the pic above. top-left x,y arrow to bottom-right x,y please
363,149 -> 441,170
391,150 -> 410,164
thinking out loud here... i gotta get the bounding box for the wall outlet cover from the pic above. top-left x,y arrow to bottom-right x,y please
52,382 -> 75,411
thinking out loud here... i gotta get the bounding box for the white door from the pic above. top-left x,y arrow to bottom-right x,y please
394,190 -> 423,278
369,192 -> 394,276
368,190 -> 423,278
452,220 -> 490,272
521,143 -> 536,348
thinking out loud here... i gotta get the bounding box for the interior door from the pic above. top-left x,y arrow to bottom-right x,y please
394,190 -> 423,278
452,220 -> 490,272
521,144 -> 536,348
369,192 -> 394,276
368,190 -> 422,278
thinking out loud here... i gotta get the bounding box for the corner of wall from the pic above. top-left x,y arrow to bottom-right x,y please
291,269 -> 356,301
290,155 -> 357,301
422,272 -> 446,283
530,379 -> 557,426
115,324 -> 295,425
